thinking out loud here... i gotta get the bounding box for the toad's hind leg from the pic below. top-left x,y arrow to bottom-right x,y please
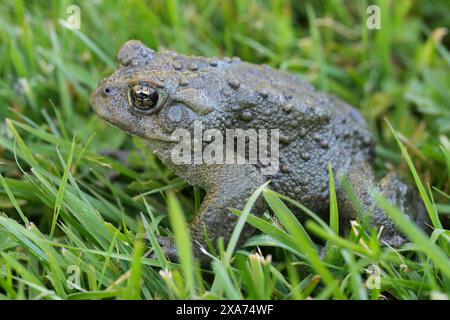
158,164 -> 265,263
337,161 -> 429,246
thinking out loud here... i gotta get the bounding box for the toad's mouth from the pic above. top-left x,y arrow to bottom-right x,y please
143,132 -> 178,143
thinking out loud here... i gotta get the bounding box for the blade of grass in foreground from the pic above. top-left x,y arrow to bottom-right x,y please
386,120 -> 442,229
1,253 -> 60,300
224,181 -> 270,264
273,190 -> 330,230
68,290 -> 122,300
31,167 -> 112,250
306,220 -> 374,257
166,191 -> 195,298
231,208 -> 304,257
0,174 -> 30,226
5,118 -> 38,167
263,189 -> 346,300
376,193 -> 450,279
31,225 -> 68,299
50,139 -> 76,238
141,212 -> 168,269
61,22 -> 115,68
341,249 -> 368,300
0,216 -> 45,260
263,188 -> 314,248
4,119 -> 138,179
212,261 -> 242,300
122,224 -> 145,300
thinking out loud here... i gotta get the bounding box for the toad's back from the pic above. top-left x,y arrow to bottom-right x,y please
187,57 -> 376,213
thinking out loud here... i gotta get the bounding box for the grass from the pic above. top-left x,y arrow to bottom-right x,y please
0,0 -> 449,300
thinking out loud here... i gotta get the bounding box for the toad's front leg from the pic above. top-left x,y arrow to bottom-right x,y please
158,164 -> 265,263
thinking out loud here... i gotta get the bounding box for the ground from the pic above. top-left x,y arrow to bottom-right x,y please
0,0 -> 449,300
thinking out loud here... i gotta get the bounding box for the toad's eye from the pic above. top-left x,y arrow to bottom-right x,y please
129,83 -> 159,112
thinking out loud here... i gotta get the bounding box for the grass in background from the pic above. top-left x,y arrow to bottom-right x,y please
0,0 -> 449,300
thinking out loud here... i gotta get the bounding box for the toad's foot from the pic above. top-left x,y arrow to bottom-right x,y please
338,162 -> 430,246
150,236 -> 178,262
374,172 -> 429,246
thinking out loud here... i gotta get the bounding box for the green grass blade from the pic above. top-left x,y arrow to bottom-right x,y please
263,188 -> 314,248
341,250 -> 368,300
376,192 -> 450,279
231,208 -> 304,257
387,120 -> 442,229
224,181 -> 270,264
263,190 -> 346,299
5,118 -> 38,167
122,224 -> 144,300
212,261 -> 242,300
0,174 -> 29,226
166,191 -> 195,297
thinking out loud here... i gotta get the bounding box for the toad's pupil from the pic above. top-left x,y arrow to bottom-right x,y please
137,92 -> 147,99
131,84 -> 158,109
